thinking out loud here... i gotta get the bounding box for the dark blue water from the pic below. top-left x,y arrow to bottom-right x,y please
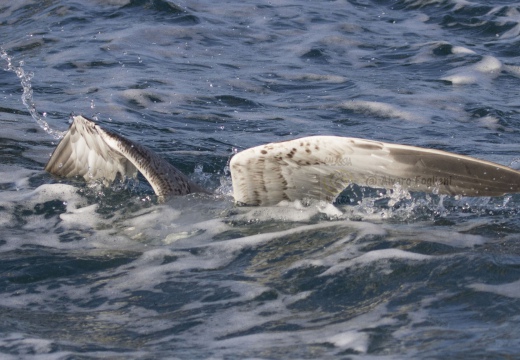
2,0 -> 520,358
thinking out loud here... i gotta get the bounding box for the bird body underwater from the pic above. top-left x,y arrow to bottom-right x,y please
45,115 -> 520,206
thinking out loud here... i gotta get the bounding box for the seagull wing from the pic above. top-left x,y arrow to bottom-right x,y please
45,115 -> 206,197
230,135 -> 520,206
45,115 -> 137,184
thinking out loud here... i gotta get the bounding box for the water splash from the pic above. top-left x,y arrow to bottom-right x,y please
1,48 -> 64,139
351,184 -> 449,221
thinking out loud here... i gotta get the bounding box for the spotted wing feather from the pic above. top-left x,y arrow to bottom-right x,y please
230,136 -> 520,206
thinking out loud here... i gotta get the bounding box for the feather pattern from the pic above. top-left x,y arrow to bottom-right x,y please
46,116 -> 520,206
45,115 -> 206,198
230,136 -> 520,206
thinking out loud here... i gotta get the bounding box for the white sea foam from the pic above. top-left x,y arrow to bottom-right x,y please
340,100 -> 429,123
469,279 -> 520,299
441,55 -> 502,85
385,222 -> 488,248
326,331 -> 369,352
320,248 -> 433,276
207,301 -> 394,355
0,334 -> 72,359
476,115 -> 500,130
451,46 -> 476,55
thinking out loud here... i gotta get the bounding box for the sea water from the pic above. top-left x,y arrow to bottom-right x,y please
1,0 -> 520,358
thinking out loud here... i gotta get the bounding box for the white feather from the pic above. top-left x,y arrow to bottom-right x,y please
230,136 -> 520,206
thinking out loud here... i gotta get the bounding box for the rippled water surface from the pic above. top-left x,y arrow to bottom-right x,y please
2,0 -> 520,358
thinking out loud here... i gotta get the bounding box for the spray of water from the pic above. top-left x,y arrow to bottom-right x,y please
1,48 -> 65,139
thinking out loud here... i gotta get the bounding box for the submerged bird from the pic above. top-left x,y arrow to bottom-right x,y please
45,115 -> 520,206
